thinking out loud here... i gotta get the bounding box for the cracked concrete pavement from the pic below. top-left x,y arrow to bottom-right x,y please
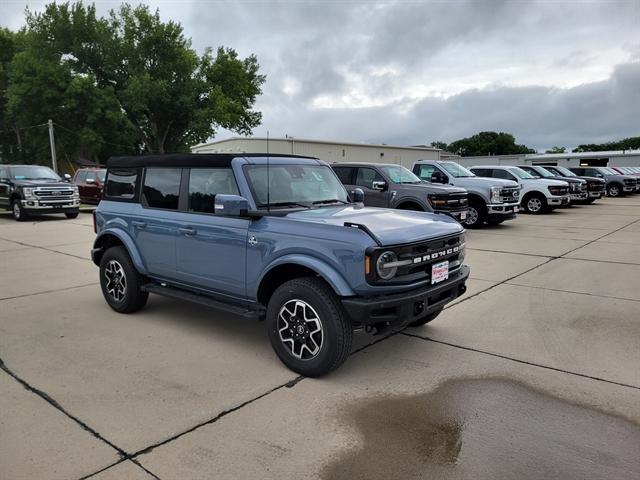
1,197 -> 639,479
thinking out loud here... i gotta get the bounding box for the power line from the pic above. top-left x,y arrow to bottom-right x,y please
52,122 -> 138,150
0,122 -> 48,134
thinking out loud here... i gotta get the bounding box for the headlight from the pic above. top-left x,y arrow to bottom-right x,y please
548,186 -> 565,195
23,187 -> 35,198
490,186 -> 501,203
428,195 -> 447,207
376,250 -> 398,280
73,185 -> 80,196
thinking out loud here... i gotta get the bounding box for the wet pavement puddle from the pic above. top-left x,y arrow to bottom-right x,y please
322,378 -> 640,480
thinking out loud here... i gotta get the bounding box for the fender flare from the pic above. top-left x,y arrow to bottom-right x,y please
258,254 -> 355,297
393,196 -> 430,211
93,228 -> 147,274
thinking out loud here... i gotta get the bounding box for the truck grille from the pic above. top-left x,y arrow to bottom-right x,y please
624,178 -> 637,186
500,187 -> 520,202
587,181 -> 605,192
430,193 -> 468,211
34,187 -> 75,201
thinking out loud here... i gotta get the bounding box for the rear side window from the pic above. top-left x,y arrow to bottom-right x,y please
105,169 -> 139,200
332,167 -> 355,184
142,168 -> 181,210
493,169 -> 516,181
188,168 -> 239,214
416,164 -> 437,180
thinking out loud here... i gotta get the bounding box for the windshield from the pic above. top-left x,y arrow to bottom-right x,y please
97,169 -> 107,182
379,165 -> 422,184
510,167 -> 535,179
245,164 -> 349,208
439,161 -> 475,177
553,166 -> 576,177
10,166 -> 60,181
599,167 -> 617,175
532,167 -> 555,178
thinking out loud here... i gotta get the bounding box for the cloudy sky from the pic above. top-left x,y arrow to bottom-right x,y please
2,0 -> 639,150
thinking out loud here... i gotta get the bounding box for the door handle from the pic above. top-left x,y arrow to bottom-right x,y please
131,220 -> 146,229
178,227 -> 197,236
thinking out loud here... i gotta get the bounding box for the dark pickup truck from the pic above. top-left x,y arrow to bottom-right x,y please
541,165 -> 605,203
570,167 -> 637,197
332,162 -> 469,222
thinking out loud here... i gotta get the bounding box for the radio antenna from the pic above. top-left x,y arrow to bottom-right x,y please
266,130 -> 270,212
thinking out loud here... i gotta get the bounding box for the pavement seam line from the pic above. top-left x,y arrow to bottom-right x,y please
504,282 -> 640,303
0,235 -> 91,261
401,332 -> 640,391
0,356 -> 129,458
0,283 -> 99,302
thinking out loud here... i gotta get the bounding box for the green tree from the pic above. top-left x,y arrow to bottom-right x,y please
572,136 -> 640,152
25,1 -> 265,154
430,141 -> 448,150
545,146 -> 566,153
447,131 -> 535,157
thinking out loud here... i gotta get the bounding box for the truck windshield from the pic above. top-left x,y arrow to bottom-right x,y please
97,169 -> 107,182
600,167 -> 618,175
553,166 -> 577,177
510,167 -> 535,179
533,167 -> 555,178
245,164 -> 349,208
379,165 -> 422,184
10,166 -> 60,181
438,162 -> 475,178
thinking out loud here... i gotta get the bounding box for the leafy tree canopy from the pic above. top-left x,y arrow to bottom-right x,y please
572,136 -> 640,153
0,1 -> 265,165
435,131 -> 536,157
545,146 -> 566,153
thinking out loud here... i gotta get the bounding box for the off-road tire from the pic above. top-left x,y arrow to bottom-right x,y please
65,210 -> 79,219
464,199 -> 486,228
487,219 -> 505,226
408,308 -> 443,327
267,277 -> 353,377
12,199 -> 28,222
99,246 -> 148,313
523,193 -> 548,214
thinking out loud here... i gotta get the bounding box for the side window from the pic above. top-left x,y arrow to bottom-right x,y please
188,168 -> 239,214
105,169 -> 139,200
416,164 -> 437,181
142,168 -> 181,210
472,168 -> 489,177
1,166 -> 9,180
355,168 -> 384,189
332,167 -> 354,184
493,169 -> 516,181
75,171 -> 87,183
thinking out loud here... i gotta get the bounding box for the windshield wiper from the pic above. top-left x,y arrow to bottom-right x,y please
398,181 -> 421,184
264,201 -> 310,209
312,199 -> 349,205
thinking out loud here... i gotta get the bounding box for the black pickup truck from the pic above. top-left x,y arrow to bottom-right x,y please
332,162 -> 469,222
542,165 -> 606,203
0,164 -> 80,221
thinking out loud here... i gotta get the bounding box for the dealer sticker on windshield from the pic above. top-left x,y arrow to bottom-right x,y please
431,260 -> 449,284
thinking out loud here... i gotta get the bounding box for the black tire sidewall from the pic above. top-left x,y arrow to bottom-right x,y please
464,201 -> 485,228
12,200 -> 27,221
99,246 -> 148,313
65,211 -> 79,219
524,193 -> 546,214
267,277 -> 352,377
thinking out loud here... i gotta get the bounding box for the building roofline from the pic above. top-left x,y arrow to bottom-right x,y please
192,136 -> 440,152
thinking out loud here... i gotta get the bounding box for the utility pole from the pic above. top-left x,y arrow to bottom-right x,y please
48,119 -> 58,173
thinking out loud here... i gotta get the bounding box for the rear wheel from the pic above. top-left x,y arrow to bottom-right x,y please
12,199 -> 28,222
267,277 -> 353,377
523,193 -> 547,214
99,246 -> 148,313
463,200 -> 486,228
408,308 -> 443,327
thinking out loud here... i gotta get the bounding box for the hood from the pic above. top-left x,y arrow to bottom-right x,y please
12,179 -> 70,187
523,178 -> 568,187
573,175 -> 605,183
409,182 -> 467,195
285,205 -> 463,246
554,177 -> 584,184
606,174 -> 636,181
455,176 -> 518,188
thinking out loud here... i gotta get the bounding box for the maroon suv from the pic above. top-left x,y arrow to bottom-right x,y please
73,168 -> 106,204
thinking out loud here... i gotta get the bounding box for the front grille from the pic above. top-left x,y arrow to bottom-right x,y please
624,179 -> 637,185
368,233 -> 465,285
551,186 -> 569,195
587,182 -> 605,192
34,187 -> 75,201
430,193 -> 468,211
500,187 -> 520,202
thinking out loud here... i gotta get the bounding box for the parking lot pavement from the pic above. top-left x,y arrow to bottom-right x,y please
1,197 -> 640,479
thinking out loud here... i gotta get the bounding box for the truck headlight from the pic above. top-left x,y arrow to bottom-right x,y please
73,186 -> 80,198
490,186 -> 502,203
23,187 -> 35,198
376,251 -> 398,280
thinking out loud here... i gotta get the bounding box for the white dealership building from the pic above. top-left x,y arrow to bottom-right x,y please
192,137 -> 440,168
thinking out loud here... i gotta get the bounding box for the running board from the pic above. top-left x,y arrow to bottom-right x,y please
141,283 -> 264,318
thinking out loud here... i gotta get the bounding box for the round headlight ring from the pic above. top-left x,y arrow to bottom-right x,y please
376,250 -> 398,280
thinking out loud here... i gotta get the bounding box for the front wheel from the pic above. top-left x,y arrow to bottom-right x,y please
65,210 -> 79,219
408,308 -> 443,327
607,184 -> 622,197
523,193 -> 547,214
463,200 -> 486,228
267,277 -> 353,377
99,246 -> 148,313
12,199 -> 28,222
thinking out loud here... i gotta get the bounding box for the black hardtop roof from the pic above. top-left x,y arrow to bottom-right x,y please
106,153 -> 317,168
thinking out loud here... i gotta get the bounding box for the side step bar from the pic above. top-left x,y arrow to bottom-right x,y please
141,283 -> 265,318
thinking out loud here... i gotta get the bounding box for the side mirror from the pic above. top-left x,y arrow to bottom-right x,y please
86,178 -> 95,184
371,180 -> 387,191
352,188 -> 364,203
431,172 -> 447,184
63,173 -> 72,182
214,194 -> 250,216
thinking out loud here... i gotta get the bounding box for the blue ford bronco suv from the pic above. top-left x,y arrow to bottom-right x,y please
92,154 -> 469,376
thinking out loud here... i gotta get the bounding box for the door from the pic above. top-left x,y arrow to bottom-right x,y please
332,166 -> 357,198
354,167 -> 389,207
84,171 -> 101,202
0,166 -> 10,208
136,167 -> 183,278
75,171 -> 88,201
175,167 -> 249,299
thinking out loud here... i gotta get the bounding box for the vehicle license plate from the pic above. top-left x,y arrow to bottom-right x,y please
431,260 -> 449,284
460,211 -> 467,220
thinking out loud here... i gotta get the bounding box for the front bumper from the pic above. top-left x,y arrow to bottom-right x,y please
588,191 -> 604,198
21,198 -> 81,211
623,186 -> 634,193
547,195 -> 570,207
570,192 -> 588,201
436,208 -> 468,222
341,265 -> 470,330
486,202 -> 519,221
